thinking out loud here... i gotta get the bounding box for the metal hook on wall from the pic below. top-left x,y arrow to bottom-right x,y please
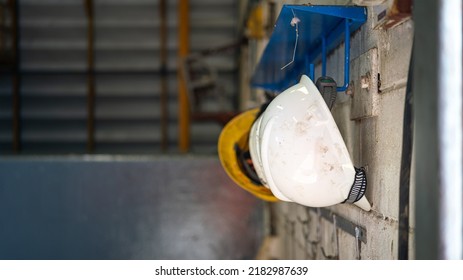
301,207 -> 319,259
307,19 -> 352,92
284,218 -> 296,259
313,207 -> 323,259
321,213 -> 340,260
290,220 -> 296,259
355,226 -> 362,260
305,207 -> 367,259
284,218 -> 290,258
333,214 -> 340,258
296,207 -> 310,259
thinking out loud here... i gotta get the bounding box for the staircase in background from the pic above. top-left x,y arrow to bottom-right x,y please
0,0 -> 239,154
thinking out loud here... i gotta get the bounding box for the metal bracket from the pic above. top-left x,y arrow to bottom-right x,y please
336,19 -> 351,91
250,5 -> 367,94
309,207 -> 367,244
316,18 -> 352,92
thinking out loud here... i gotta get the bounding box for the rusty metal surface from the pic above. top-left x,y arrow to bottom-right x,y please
0,156 -> 263,259
377,0 -> 412,30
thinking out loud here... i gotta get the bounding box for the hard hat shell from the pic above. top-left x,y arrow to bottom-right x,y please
218,108 -> 279,202
249,75 -> 371,211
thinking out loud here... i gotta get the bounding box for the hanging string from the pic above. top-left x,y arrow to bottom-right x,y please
281,9 -> 300,70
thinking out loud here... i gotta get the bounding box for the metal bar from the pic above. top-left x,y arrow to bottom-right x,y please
398,49 -> 413,260
0,70 -> 178,75
336,19 -> 350,92
309,63 -> 315,82
309,207 -> 367,244
0,69 -> 233,76
11,0 -> 20,153
304,55 -> 309,77
178,0 -> 190,153
321,36 -> 326,77
196,39 -> 245,57
383,0 -> 413,29
85,0 -> 95,153
415,0 -> 462,260
159,0 -> 168,151
0,4 -> 5,54
414,0 -> 439,258
437,0 -> 462,259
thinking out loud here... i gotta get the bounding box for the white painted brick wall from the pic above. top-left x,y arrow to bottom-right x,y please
265,4 -> 413,260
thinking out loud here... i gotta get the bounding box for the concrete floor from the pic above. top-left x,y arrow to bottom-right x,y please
0,156 -> 263,259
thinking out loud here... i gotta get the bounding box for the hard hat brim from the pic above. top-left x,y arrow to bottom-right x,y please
218,108 -> 279,202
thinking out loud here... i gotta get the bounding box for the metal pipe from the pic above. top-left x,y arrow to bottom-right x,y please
85,0 -> 95,154
178,0 -> 190,153
437,0 -> 462,259
159,0 -> 169,152
414,0 -> 439,259
398,48 -> 413,260
321,36 -> 327,77
416,0 -> 463,260
1,70 -> 176,75
309,63 -> 315,81
11,0 -> 21,153
336,19 -> 350,92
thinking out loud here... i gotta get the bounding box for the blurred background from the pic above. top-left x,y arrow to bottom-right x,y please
0,0 -> 460,260
0,0 -> 265,259
0,0 -> 244,155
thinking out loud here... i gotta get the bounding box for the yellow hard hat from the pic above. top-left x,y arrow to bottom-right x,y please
218,108 -> 279,202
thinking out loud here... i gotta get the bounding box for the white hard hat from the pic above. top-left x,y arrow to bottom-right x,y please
249,75 -> 371,211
